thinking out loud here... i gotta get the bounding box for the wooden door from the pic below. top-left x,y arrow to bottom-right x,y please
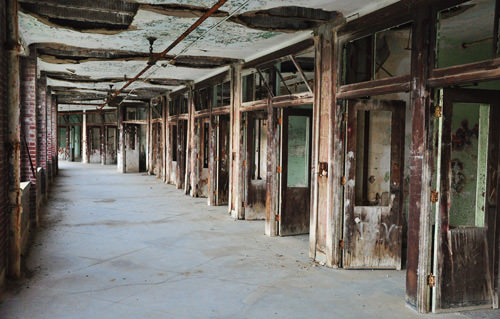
216,115 -> 230,205
343,99 -> 405,269
279,108 -> 312,236
433,89 -> 500,311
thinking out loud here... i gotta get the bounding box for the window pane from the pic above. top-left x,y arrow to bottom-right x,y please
437,0 -> 495,68
287,115 -> 310,187
374,23 -> 412,79
355,110 -> 392,206
449,103 -> 489,227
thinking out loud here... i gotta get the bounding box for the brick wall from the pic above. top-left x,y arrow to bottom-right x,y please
37,75 -> 47,172
0,0 -> 9,278
46,92 -> 52,178
20,56 -> 37,219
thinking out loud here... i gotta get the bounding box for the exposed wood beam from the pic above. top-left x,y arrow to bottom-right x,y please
230,7 -> 343,33
34,43 -> 241,68
139,3 -> 227,18
44,71 -> 188,86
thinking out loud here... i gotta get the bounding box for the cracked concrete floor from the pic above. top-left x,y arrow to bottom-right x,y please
0,162 -> 498,319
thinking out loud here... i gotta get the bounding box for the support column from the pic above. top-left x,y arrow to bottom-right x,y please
165,96 -> 171,183
6,0 -> 22,279
52,95 -> 58,175
309,24 -> 343,267
36,74 -> 47,199
208,108 -> 217,206
101,113 -> 105,165
82,111 -> 88,163
184,87 -> 194,195
265,97 -> 279,236
161,97 -> 167,182
406,6 -> 436,313
117,106 -> 126,173
20,55 -> 38,224
229,64 -> 244,219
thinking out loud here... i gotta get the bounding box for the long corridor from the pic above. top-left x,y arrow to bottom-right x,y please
0,162 -> 492,319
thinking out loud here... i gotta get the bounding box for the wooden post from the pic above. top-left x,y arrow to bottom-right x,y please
148,102 -> 153,174
190,111 -> 200,197
165,96 -> 172,183
117,105 -> 126,173
406,5 -> 436,313
82,111 -> 88,163
101,113 -> 105,165
309,24 -> 343,267
208,89 -> 217,205
265,97 -> 279,236
162,96 -> 167,182
184,87 -> 194,194
229,64 -> 244,218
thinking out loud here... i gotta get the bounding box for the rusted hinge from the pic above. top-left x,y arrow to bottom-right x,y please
343,112 -> 348,122
242,201 -> 246,208
341,176 -> 347,186
427,273 -> 436,287
275,214 -> 280,222
430,190 -> 439,203
277,117 -> 283,125
242,160 -> 247,167
434,105 -> 443,118
339,239 -> 345,250
277,166 -> 282,173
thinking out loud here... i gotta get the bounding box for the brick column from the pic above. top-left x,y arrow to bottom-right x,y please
20,55 -> 37,223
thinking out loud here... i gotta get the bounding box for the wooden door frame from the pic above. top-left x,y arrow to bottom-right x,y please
279,107 -> 313,236
434,88 -> 500,311
342,99 -> 406,269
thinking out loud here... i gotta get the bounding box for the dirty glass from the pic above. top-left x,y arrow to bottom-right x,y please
374,23 -> 412,79
437,0 -> 495,68
252,119 -> 267,181
287,115 -> 310,187
449,103 -> 489,227
355,110 -> 392,206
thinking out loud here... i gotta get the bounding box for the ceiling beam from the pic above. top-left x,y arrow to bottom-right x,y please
44,71 -> 189,86
34,43 -> 241,68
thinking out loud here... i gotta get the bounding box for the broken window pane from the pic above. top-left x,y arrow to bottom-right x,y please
343,35 -> 373,84
437,0 -> 496,68
276,50 -> 315,96
374,23 -> 412,79
355,110 -> 392,206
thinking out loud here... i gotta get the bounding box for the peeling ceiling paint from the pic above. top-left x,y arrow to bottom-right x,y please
18,0 -> 400,111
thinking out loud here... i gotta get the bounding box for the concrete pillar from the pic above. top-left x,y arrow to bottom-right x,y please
117,106 -> 126,173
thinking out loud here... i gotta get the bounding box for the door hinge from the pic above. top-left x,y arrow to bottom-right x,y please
242,160 -> 246,167
343,112 -> 348,122
339,239 -> 345,250
341,176 -> 347,186
427,273 -> 436,287
277,166 -> 282,173
430,190 -> 439,203
277,117 -> 283,125
275,214 -> 280,222
241,201 -> 246,208
434,105 -> 443,118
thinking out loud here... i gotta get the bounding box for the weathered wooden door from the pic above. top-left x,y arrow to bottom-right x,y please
279,107 -> 312,236
433,89 -> 500,311
343,100 -> 405,269
216,115 -> 230,205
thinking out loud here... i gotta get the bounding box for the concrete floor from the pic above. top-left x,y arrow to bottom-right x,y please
0,162 -> 498,319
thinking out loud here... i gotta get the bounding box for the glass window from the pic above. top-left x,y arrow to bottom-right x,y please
355,110 -> 392,206
437,0 -> 496,68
